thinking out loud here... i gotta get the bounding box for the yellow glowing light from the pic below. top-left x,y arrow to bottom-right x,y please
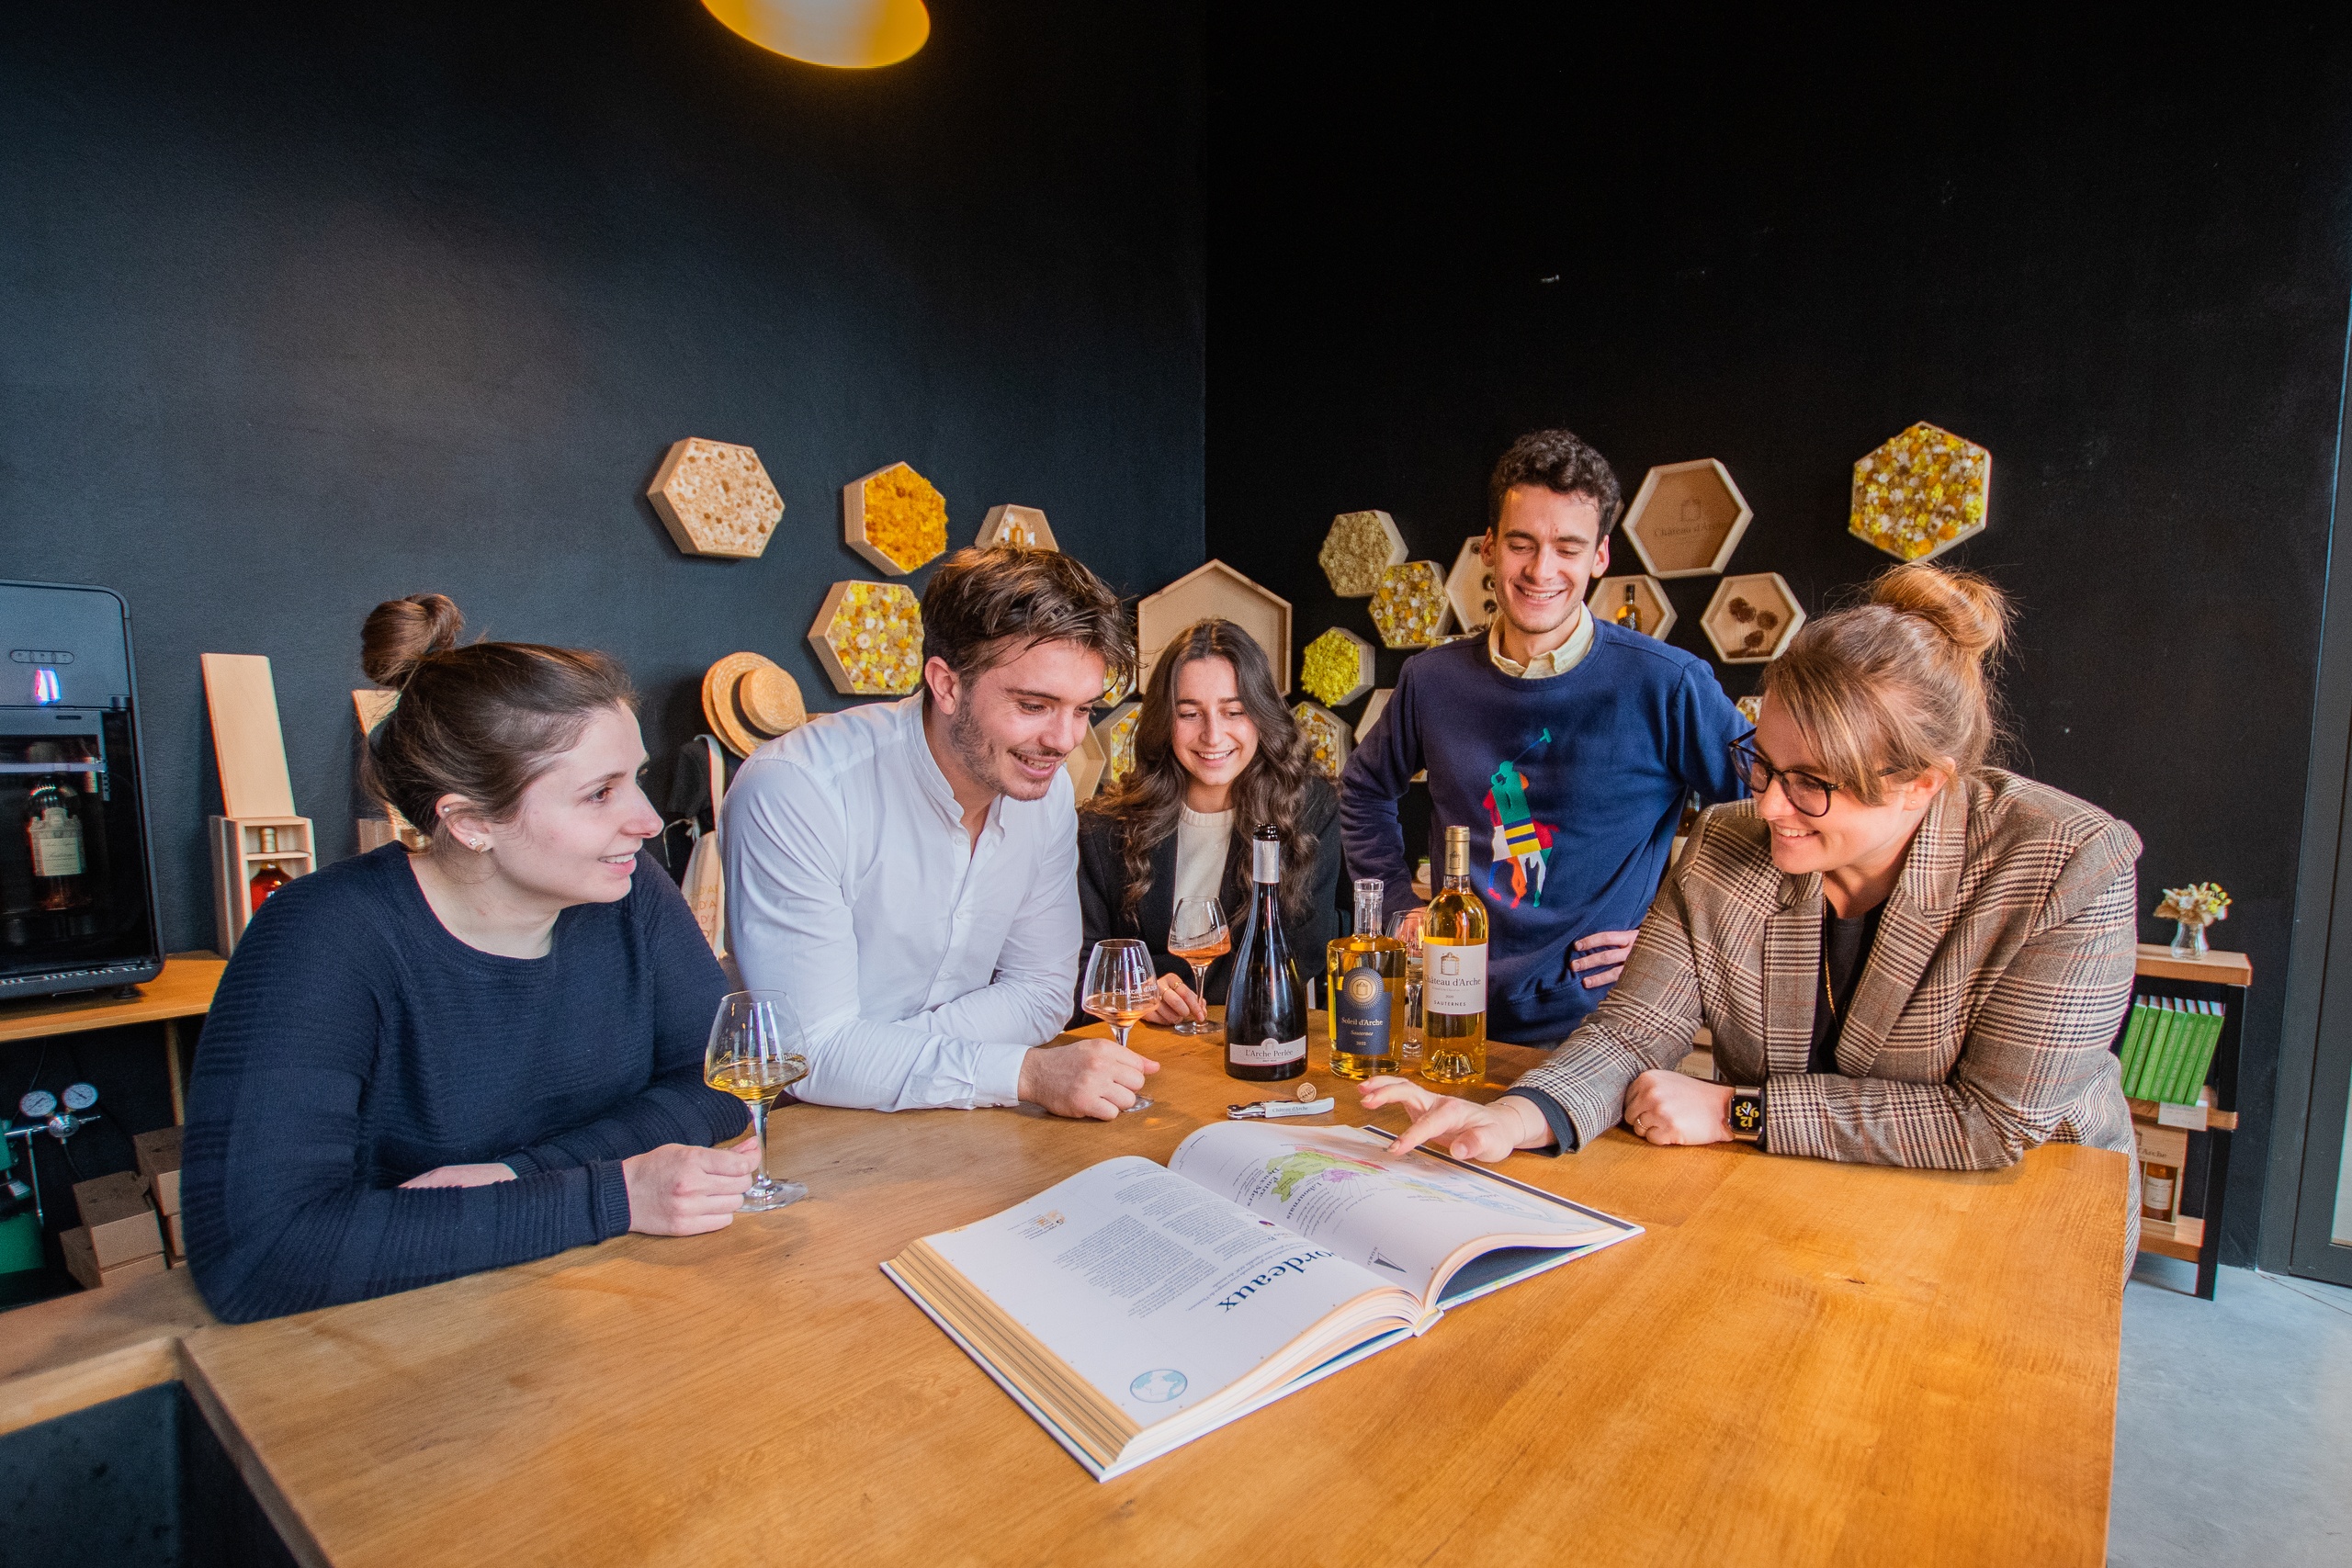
702,0 -> 930,69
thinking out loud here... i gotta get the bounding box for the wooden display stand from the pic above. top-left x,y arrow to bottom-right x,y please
209,815 -> 315,955
201,653 -> 313,953
2124,942 -> 2249,1300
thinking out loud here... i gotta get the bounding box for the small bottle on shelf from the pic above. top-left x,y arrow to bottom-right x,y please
249,827 -> 292,909
1225,825 -> 1306,1082
1419,825 -> 1489,1087
2140,1158 -> 2177,1224
1326,878 -> 1405,1081
1614,581 -> 1642,631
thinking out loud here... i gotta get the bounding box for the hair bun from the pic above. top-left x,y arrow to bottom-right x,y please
360,594 -> 466,689
1871,563 -> 2010,668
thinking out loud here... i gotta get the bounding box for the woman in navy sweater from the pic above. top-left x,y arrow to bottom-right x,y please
183,595 -> 759,1324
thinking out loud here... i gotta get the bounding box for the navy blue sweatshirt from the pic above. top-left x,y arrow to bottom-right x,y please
184,844 -> 742,1324
1340,624 -> 1748,1043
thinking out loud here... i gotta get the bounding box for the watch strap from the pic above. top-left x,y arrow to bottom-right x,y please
1726,1085 -> 1765,1144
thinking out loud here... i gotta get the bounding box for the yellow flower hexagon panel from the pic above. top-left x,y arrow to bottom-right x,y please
1444,537 -> 1498,633
1622,458 -> 1752,578
977,504 -> 1057,552
1701,573 -> 1805,665
843,461 -> 949,576
1586,575 -> 1677,640
1299,626 -> 1376,708
1317,509 -> 1408,597
1094,701 -> 1142,788
1849,423 -> 1992,562
1293,701 -> 1351,782
808,581 -> 925,696
1369,561 -> 1453,649
647,437 -> 785,559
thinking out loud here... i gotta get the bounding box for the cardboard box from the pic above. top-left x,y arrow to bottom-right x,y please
133,1125 -> 184,1215
162,1210 -> 185,1261
61,1226 -> 171,1291
71,1170 -> 163,1270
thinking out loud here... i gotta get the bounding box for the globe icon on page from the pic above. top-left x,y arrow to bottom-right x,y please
1130,1369 -> 1188,1404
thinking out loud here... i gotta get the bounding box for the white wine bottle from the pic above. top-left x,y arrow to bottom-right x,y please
1419,825 -> 1489,1087
1226,824 -> 1306,1082
1327,877 -> 1405,1080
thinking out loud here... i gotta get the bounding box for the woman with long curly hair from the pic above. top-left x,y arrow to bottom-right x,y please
1078,619 -> 1343,1028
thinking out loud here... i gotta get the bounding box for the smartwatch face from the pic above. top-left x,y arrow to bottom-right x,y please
1728,1094 -> 1764,1136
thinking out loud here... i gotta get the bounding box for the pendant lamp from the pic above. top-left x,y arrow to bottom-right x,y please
702,0 -> 930,68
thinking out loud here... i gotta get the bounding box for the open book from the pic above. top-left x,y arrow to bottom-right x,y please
882,1122 -> 1639,1479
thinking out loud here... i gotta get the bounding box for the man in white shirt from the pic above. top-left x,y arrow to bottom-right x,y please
723,547 -> 1157,1118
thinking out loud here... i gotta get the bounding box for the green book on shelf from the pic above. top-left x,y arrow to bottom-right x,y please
2168,1003 -> 2223,1106
2143,998 -> 2186,1102
2116,1000 -> 2157,1098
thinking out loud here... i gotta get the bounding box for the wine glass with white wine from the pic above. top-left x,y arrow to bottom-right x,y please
704,990 -> 812,1211
1166,897 -> 1229,1036
1081,938 -> 1159,1113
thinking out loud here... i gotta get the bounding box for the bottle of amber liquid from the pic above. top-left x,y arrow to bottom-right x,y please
248,827 -> 292,910
1326,877 -> 1405,1080
1419,826 -> 1489,1087
2140,1158 -> 2178,1224
24,777 -> 89,912
1615,581 -> 1642,631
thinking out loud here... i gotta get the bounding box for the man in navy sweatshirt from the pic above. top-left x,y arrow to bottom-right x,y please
1340,429 -> 1748,1044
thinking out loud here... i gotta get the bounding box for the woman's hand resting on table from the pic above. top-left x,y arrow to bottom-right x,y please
1620,1068 -> 1733,1145
1357,1077 -> 1551,1162
1143,970 -> 1206,1027
622,1139 -> 763,1235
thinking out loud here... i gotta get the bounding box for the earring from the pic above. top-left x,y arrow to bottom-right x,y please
469,839 -> 488,852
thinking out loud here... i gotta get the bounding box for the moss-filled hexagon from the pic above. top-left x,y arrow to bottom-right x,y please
1318,510 -> 1408,597
1299,627 -> 1376,708
808,581 -> 925,695
844,461 -> 949,575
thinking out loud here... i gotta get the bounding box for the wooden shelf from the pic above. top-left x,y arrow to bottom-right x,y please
2132,942 -> 2252,988
2128,1093 -> 2238,1132
2138,1215 -> 2203,1262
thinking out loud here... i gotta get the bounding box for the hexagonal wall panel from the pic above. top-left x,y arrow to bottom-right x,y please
1370,562 -> 1453,649
1293,702 -> 1351,782
1701,573 -> 1805,664
843,461 -> 948,576
1623,459 -> 1752,579
977,504 -> 1057,552
1849,423 -> 1992,562
1444,537 -> 1498,634
1061,728 -> 1108,802
808,581 -> 925,695
1299,627 -> 1375,708
1586,575 -> 1677,640
1354,688 -> 1392,743
647,437 -> 785,559
1736,694 -> 1764,727
1095,701 -> 1142,787
1318,510 -> 1407,597
1135,560 -> 1292,694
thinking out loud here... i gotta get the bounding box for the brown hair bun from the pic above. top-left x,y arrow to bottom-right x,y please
361,593 -> 467,689
1870,562 -> 2011,668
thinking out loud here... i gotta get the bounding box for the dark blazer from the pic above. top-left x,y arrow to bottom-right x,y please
1074,775 -> 1343,1024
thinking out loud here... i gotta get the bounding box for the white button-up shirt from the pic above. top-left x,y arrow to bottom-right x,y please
720,696 -> 1080,1111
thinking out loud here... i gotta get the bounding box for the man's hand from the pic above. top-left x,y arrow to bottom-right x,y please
401,1163 -> 518,1189
622,1142 -> 763,1235
1389,907 -> 1427,946
1358,1077 -> 1550,1162
1570,929 -> 1640,989
1620,1068 -> 1734,1145
1144,971 -> 1207,1026
1019,1037 -> 1160,1120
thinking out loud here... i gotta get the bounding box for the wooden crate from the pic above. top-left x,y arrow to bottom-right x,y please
1621,459 -> 1752,578
1135,560 -> 1293,694
211,815 -> 315,955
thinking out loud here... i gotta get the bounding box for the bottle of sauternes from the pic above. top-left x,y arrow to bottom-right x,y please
1225,824 -> 1306,1081
1419,825 -> 1489,1087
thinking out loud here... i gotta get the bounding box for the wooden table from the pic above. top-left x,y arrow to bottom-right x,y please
0,953 -> 226,1122
3,1012 -> 2131,1566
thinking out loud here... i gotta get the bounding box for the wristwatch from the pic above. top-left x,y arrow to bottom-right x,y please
1725,1086 -> 1765,1144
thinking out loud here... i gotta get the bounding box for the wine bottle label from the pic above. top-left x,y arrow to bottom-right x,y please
1229,1034 -> 1306,1066
1333,962 -> 1391,1056
1423,940 -> 1487,1016
2143,1169 -> 2175,1214
29,809 -> 83,878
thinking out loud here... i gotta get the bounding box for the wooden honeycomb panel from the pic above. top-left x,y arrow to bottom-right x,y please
1062,728 -> 1108,801
1299,627 -> 1376,708
1586,575 -> 1677,640
808,581 -> 925,695
1849,423 -> 1992,562
1293,701 -> 1351,782
1701,573 -> 1805,664
1622,459 -> 1751,578
1445,537 -> 1498,633
1354,687 -> 1393,743
1369,562 -> 1453,649
843,461 -> 948,575
1136,560 -> 1293,694
648,438 -> 785,559
978,504 -> 1057,552
1318,510 -> 1407,597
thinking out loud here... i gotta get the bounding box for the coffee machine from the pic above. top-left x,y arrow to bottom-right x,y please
0,581 -> 164,1001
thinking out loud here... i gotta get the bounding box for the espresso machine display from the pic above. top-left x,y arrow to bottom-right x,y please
0,582 -> 164,1000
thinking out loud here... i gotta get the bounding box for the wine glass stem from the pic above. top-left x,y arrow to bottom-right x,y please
747,1098 -> 770,1182
1188,962 -> 1208,1007
1112,1022 -> 1131,1053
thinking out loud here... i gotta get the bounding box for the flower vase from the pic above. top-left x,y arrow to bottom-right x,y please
2170,920 -> 2209,960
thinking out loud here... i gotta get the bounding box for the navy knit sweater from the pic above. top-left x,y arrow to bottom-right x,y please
184,845 -> 742,1324
1340,624 -> 1748,1043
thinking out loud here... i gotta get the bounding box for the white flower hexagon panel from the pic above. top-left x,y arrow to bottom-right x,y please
1293,702 -> 1351,782
1849,423 -> 1991,562
1369,562 -> 1453,649
808,581 -> 925,696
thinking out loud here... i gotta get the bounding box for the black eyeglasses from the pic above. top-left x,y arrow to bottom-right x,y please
1727,737 -> 1848,818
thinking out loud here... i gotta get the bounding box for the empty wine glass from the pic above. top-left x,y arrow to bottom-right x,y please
1385,908 -> 1425,1070
1081,938 -> 1159,1112
1167,897 -> 1229,1036
704,990 -> 812,1211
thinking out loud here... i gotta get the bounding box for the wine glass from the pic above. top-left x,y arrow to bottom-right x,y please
1081,938 -> 1159,1113
1385,908 -> 1425,1070
704,990 -> 812,1211
1166,897 -> 1229,1036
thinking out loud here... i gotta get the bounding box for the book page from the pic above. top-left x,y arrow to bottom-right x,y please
1167,1122 -> 1626,1303
918,1155 -> 1403,1428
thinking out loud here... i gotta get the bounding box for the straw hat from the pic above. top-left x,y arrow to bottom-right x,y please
701,652 -> 808,759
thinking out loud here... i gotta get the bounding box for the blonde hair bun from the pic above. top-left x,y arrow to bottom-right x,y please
1870,563 -> 2011,668
360,594 -> 466,689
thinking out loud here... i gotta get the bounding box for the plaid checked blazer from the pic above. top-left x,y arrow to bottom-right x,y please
1515,770 -> 2142,1179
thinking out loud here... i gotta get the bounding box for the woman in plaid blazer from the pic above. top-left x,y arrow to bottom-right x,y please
1364,564 -> 2140,1197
